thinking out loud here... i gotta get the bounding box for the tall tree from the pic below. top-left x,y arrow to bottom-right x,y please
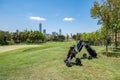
91,0 -> 120,56
110,0 -> 120,47
66,34 -> 69,41
0,30 -> 10,45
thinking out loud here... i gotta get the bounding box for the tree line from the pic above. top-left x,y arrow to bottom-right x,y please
72,26 -> 112,46
0,30 -> 45,45
0,30 -> 66,45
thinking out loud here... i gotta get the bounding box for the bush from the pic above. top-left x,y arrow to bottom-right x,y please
58,35 -> 65,41
26,39 -> 32,44
8,39 -> 15,45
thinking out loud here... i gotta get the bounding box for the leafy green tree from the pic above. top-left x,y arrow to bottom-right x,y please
0,30 -> 10,45
90,0 -> 120,55
81,32 -> 87,41
33,31 -> 45,42
11,30 -> 45,44
58,35 -> 65,42
19,30 -> 30,42
72,34 -> 76,40
11,32 -> 20,43
66,34 -> 69,41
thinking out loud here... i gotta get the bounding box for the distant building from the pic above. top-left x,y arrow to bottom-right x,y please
46,33 -> 51,37
39,23 -> 42,33
59,29 -> 62,35
43,29 -> 46,35
52,32 -> 58,36
16,29 -> 19,33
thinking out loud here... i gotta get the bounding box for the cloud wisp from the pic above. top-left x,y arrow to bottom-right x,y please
63,17 -> 75,22
29,16 -> 46,21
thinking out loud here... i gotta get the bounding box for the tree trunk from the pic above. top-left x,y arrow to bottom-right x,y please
106,39 -> 108,56
106,27 -> 108,56
112,30 -> 114,51
114,31 -> 117,48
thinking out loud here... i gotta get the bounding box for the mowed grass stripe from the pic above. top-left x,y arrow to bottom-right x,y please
0,45 -> 40,53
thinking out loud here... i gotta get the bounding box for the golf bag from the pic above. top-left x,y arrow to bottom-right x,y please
85,44 -> 97,58
64,57 -> 71,67
71,49 -> 78,58
77,40 -> 82,52
78,44 -> 83,52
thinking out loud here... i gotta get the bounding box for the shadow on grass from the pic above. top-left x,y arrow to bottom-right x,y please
113,48 -> 120,52
80,56 -> 98,60
70,62 -> 83,67
65,62 -> 83,67
102,52 -> 120,58
110,47 -> 120,52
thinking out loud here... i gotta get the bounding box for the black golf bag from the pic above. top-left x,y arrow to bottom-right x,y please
85,44 -> 97,58
64,56 -> 71,67
71,49 -> 78,58
78,44 -> 83,52
64,49 -> 78,67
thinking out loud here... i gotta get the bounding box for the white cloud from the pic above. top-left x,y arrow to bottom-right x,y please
63,17 -> 75,21
29,16 -> 46,21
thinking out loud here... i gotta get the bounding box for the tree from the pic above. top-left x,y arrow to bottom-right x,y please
72,34 -> 76,40
28,30 -> 45,43
81,32 -> 87,41
11,30 -> 45,44
11,32 -> 20,43
58,35 -> 65,42
76,33 -> 81,40
104,0 -> 120,47
0,30 -> 10,45
66,34 -> 69,41
90,0 -> 120,56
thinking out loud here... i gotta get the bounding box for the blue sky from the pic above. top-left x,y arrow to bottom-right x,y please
0,0 -> 101,35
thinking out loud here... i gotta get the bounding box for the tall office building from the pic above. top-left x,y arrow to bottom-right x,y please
59,29 -> 62,35
52,32 -> 58,36
39,23 -> 42,33
43,29 -> 46,35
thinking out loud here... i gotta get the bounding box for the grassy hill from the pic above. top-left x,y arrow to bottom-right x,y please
0,41 -> 120,80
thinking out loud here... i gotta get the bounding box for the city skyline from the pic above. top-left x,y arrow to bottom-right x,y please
0,0 -> 101,35
39,23 -> 62,36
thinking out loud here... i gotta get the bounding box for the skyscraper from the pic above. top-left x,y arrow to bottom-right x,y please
43,29 -> 46,35
52,32 -> 58,36
39,23 -> 42,33
59,29 -> 62,35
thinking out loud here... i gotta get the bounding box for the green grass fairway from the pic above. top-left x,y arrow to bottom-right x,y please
0,41 -> 120,80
